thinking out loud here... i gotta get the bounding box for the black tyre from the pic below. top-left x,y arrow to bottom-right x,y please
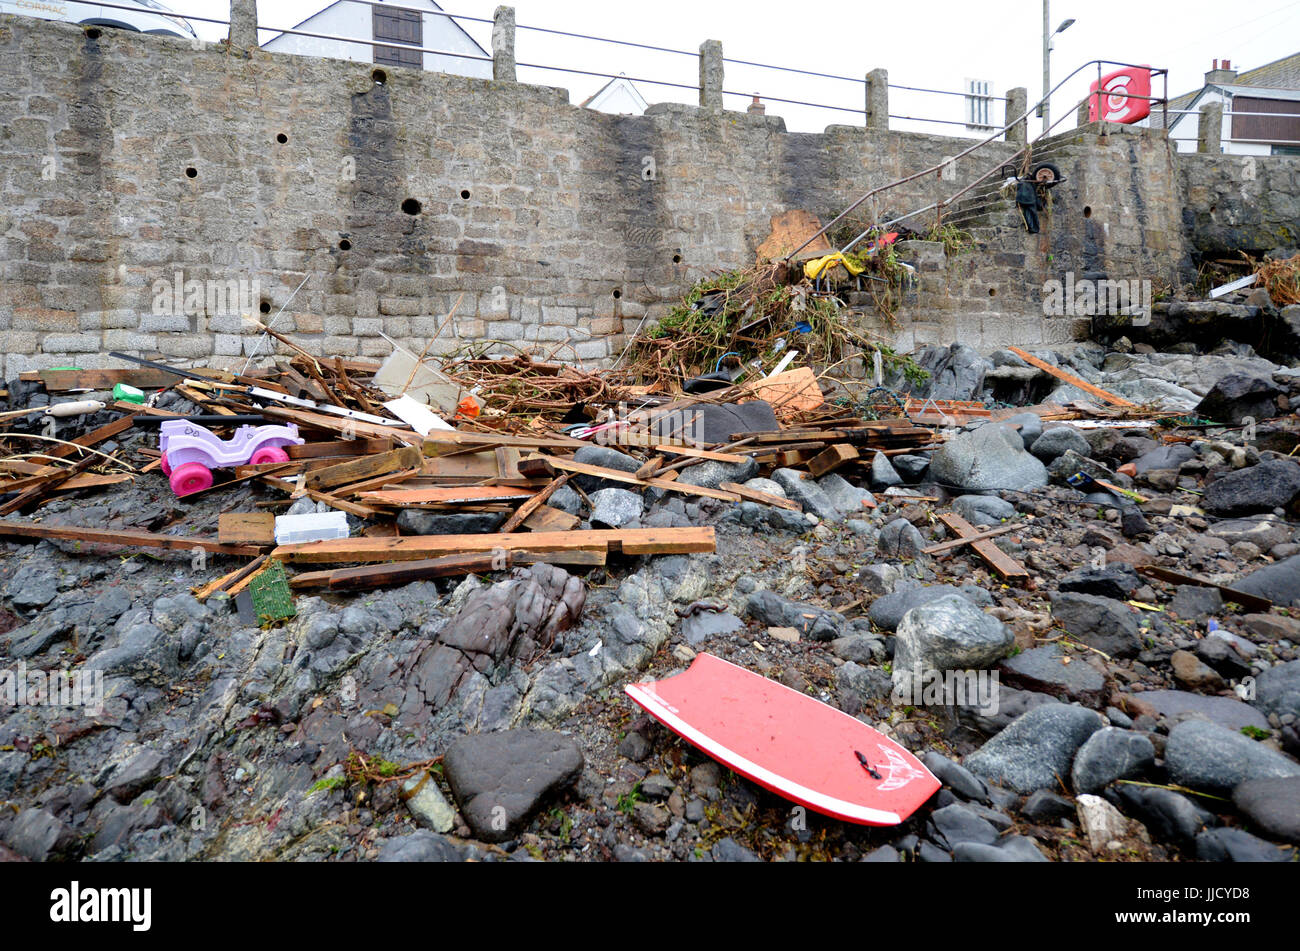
1032,162 -> 1062,184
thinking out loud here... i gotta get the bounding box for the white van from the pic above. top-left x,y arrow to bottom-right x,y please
0,0 -> 198,40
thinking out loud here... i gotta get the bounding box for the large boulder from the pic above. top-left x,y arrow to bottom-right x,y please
1194,373 -> 1283,426
1232,776 -> 1300,844
1029,426 -> 1090,462
965,704 -> 1107,793
911,342 -> 990,401
443,729 -> 584,842
1048,592 -> 1143,658
929,424 -> 1048,493
891,595 -> 1014,700
1202,458 -> 1300,516
1232,554 -> 1300,607
1254,659 -> 1300,721
1164,719 -> 1300,793
867,584 -> 986,631
1070,728 -> 1155,794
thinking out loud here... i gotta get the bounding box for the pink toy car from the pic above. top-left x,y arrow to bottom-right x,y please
159,420 -> 304,496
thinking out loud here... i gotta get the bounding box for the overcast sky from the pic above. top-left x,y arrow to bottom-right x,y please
169,0 -> 1300,136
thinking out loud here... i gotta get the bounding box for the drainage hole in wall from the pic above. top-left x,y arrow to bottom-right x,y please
1209,205 -> 1217,214
85,27 -> 101,39
338,238 -> 352,251
612,288 -> 622,299
988,287 -> 997,297
372,69 -> 387,85
1083,206 -> 1092,218
460,189 -> 472,200
185,167 -> 197,179
672,253 -> 682,264
276,133 -> 288,144
259,300 -> 272,314
401,198 -> 423,215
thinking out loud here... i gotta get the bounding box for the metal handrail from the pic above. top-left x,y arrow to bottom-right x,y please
784,59 -> 1169,262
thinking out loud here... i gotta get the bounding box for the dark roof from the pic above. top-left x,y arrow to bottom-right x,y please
1153,50 -> 1300,128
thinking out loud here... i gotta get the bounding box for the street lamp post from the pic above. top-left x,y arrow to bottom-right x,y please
1041,2 -> 1075,134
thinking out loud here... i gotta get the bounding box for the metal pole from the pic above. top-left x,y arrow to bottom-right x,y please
1042,0 -> 1050,134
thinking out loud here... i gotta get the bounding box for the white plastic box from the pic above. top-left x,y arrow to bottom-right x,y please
274,511 -> 350,546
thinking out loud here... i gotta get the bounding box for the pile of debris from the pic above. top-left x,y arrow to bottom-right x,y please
2,301 -> 1300,863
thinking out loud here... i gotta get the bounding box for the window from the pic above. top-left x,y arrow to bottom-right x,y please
1231,96 -> 1300,146
965,78 -> 994,131
373,5 -> 422,70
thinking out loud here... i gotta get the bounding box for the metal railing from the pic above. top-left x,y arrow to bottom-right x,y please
786,59 -> 1170,260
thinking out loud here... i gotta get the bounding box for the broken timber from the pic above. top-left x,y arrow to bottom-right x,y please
937,513 -> 1029,582
0,519 -> 263,556
1136,565 -> 1271,614
272,527 -> 715,564
1007,347 -> 1137,409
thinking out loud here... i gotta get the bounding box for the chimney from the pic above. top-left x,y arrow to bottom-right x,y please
747,94 -> 766,116
1205,58 -> 1238,86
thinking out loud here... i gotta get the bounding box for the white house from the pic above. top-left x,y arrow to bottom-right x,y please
261,0 -> 491,78
1152,54 -> 1300,156
580,75 -> 649,116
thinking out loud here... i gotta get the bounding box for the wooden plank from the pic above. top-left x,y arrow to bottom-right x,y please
522,505 -> 581,532
422,431 -> 587,455
290,551 -> 507,592
253,403 -> 421,445
653,445 -> 750,464
327,467 -> 420,496
218,512 -> 276,546
634,455 -> 664,481
1136,565 -> 1272,614
937,513 -> 1029,582
0,519 -> 262,556
742,366 -> 824,412
357,486 -> 536,506
29,368 -> 176,391
286,438 -> 394,459
719,482 -> 803,512
502,473 -> 572,533
922,523 -> 1017,555
193,554 -> 269,601
543,457 -> 741,503
303,446 -> 422,491
0,455 -> 98,516
1006,347 -> 1138,408
272,527 -> 715,564
807,443 -> 860,478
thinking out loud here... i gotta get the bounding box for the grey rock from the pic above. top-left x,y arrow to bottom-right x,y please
681,609 -> 744,647
868,584 -> 974,631
953,494 -> 1016,527
891,454 -> 930,481
1165,719 -> 1300,792
105,750 -> 166,803
1232,776 -> 1300,844
1136,690 -> 1270,732
1047,449 -> 1118,485
830,633 -> 886,664
1254,659 -> 1300,721
1057,564 -> 1141,601
930,424 -> 1049,493
921,752 -> 989,804
548,484 -> 583,515
1002,412 -> 1043,450
877,518 -> 925,559
856,563 -> 903,596
376,830 -> 464,862
965,704 -> 1107,793
1203,458 -> 1300,516
1132,443 -> 1196,475
772,468 -> 844,522
3,808 -> 74,862
1233,554 -> 1300,606
745,590 -> 844,642
677,457 -> 758,490
893,595 -> 1014,697
817,473 -> 876,514
588,488 -> 644,528
1168,585 -> 1224,619
929,803 -> 999,848
571,445 -> 642,491
870,451 -> 903,489
711,836 -> 761,862
1112,784 -> 1217,846
1194,373 -> 1283,426
1048,592 -> 1142,658
1030,426 -> 1091,462
999,645 -> 1106,706
1070,728 -> 1155,794
1020,789 -> 1074,822
1196,827 -> 1291,862
443,729 -> 584,842
953,837 -> 1050,862
860,845 -> 901,862
833,662 -> 893,715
